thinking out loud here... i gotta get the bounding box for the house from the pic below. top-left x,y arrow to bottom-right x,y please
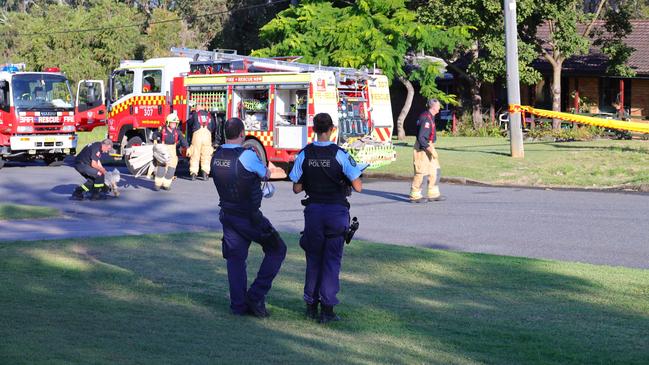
526,20 -> 649,118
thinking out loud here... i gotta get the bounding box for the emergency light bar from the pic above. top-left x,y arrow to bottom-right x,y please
1,63 -> 26,73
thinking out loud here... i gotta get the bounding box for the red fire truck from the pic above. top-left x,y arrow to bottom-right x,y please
0,63 -> 105,168
105,48 -> 395,175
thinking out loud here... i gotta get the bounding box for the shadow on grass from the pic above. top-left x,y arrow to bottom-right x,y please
1,233 -> 648,364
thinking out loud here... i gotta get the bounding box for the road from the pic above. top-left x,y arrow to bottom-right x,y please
1,161 -> 648,268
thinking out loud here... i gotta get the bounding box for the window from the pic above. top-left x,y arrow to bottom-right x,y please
234,85 -> 269,131
11,74 -> 73,110
0,81 -> 9,111
111,70 -> 134,101
142,70 -> 162,93
599,78 -> 631,114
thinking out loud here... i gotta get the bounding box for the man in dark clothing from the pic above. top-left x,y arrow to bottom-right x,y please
289,113 -> 363,323
188,103 -> 216,180
410,98 -> 445,203
211,117 -> 286,318
152,113 -> 188,191
72,139 -> 113,201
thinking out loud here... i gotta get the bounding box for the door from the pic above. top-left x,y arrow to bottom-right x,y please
75,80 -> 106,131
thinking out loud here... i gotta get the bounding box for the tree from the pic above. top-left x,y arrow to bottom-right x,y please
418,0 -> 541,128
524,0 -> 634,128
254,0 -> 469,139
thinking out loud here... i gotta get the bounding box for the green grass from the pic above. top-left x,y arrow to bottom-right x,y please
0,204 -> 60,220
76,126 -> 108,154
1,232 -> 648,364
369,137 -> 649,188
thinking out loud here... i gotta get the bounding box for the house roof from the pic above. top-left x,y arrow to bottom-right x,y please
534,20 -> 649,77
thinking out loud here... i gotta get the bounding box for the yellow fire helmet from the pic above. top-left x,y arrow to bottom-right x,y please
166,113 -> 180,125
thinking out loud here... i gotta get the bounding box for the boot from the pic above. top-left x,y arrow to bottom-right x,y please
428,195 -> 446,202
190,173 -> 197,181
71,187 -> 84,201
319,305 -> 340,324
245,296 -> 269,318
305,302 -> 319,320
200,171 -> 208,181
90,190 -> 106,200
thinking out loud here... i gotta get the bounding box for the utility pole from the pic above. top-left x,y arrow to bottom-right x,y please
504,0 -> 524,158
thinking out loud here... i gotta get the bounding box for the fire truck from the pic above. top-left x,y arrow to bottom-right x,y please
0,63 -> 105,168
105,48 -> 395,175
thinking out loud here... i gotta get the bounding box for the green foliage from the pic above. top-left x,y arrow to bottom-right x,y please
592,3 -> 636,77
418,0 -> 542,86
444,111 -> 504,137
0,1 -> 143,84
254,0 -> 468,99
526,125 -> 606,141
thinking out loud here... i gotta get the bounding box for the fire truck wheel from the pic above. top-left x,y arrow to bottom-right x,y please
125,136 -> 143,148
44,155 -> 64,167
242,138 -> 267,166
0,157 -> 5,169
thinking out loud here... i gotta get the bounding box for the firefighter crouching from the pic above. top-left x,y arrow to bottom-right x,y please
71,139 -> 113,201
188,103 -> 216,181
153,113 -> 188,191
289,113 -> 363,323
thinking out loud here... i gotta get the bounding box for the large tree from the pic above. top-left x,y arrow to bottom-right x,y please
418,0 -> 541,128
523,0 -> 634,128
254,0 -> 469,139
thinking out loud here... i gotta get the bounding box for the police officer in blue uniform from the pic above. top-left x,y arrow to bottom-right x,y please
289,113 -> 363,323
211,117 -> 287,317
71,139 -> 113,201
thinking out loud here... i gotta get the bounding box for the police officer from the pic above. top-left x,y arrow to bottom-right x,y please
152,113 -> 188,191
71,138 -> 113,201
211,117 -> 287,317
289,113 -> 363,323
410,98 -> 446,203
188,103 -> 216,181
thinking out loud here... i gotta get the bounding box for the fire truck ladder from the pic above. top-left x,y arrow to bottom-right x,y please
170,47 -> 381,78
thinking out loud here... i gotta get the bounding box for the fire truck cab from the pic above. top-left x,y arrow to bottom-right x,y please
106,57 -> 191,151
0,64 -> 105,168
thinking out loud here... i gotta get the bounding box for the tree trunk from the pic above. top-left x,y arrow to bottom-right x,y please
551,60 -> 563,129
471,80 -> 483,129
396,77 -> 414,140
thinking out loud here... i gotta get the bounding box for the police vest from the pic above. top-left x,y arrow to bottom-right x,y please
211,147 -> 262,215
301,143 -> 349,207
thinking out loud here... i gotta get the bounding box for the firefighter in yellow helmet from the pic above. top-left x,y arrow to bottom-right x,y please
152,113 -> 188,191
187,102 -> 216,180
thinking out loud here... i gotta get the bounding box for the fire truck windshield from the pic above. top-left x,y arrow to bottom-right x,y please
11,74 -> 73,110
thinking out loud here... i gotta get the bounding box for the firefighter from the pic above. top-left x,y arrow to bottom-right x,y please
289,113 -> 363,323
410,98 -> 446,203
211,117 -> 287,317
142,76 -> 155,93
153,113 -> 188,191
188,103 -> 215,180
71,139 -> 113,201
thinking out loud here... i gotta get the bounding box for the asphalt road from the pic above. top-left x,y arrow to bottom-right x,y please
1,160 -> 648,268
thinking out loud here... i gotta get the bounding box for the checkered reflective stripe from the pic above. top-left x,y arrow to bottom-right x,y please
307,128 -> 338,143
173,95 -> 187,106
247,131 -> 273,147
109,95 -> 166,118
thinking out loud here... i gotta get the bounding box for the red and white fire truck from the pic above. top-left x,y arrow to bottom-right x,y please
0,63 -> 105,168
105,48 -> 395,174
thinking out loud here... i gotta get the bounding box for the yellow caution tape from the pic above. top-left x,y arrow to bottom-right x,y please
510,104 -> 649,134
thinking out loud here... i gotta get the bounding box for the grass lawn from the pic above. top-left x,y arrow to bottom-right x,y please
76,126 -> 108,154
0,203 -> 60,220
1,232 -> 648,364
368,137 -> 649,188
